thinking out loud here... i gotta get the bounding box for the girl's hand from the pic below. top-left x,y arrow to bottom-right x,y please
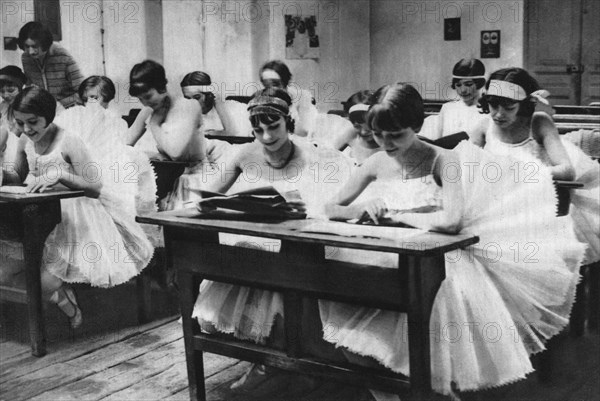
26,174 -> 60,193
357,198 -> 388,225
286,200 -> 306,213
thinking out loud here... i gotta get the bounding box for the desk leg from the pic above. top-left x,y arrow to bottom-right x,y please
179,269 -> 205,401
404,254 -> 445,396
21,202 -> 61,357
280,241 -> 325,358
136,274 -> 152,323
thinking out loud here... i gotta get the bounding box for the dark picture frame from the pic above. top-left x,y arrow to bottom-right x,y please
481,30 -> 501,58
444,18 -> 461,41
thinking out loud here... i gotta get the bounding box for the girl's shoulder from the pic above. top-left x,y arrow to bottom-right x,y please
440,99 -> 462,111
232,142 -> 261,164
172,96 -> 201,115
361,151 -> 392,175
531,111 -> 559,141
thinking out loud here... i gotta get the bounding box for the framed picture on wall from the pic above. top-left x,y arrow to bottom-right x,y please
285,15 -> 319,59
34,0 -> 61,41
481,30 -> 500,58
444,18 -> 461,41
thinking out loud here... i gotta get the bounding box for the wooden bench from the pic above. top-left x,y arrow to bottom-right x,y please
553,114 -> 600,124
554,105 -> 600,115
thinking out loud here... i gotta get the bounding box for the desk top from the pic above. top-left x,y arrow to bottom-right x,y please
554,180 -> 585,189
0,188 -> 84,204
138,209 -> 479,255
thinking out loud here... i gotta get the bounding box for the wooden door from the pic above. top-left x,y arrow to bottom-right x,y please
580,0 -> 600,105
526,0 -> 583,105
526,0 -> 600,105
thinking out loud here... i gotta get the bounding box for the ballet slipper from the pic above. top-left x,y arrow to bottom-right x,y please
54,287 -> 83,329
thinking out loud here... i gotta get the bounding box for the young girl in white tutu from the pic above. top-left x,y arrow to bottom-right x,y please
259,60 -> 319,138
3,87 -> 154,328
192,87 -> 353,393
328,90 -> 381,166
323,82 -> 585,397
180,71 -> 252,137
55,75 -> 161,247
126,60 -> 229,211
429,58 -> 490,140
1,66 -> 29,180
474,67 -> 599,265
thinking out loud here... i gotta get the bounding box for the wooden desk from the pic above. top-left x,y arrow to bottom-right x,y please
149,160 -> 190,203
554,105 -> 600,115
0,188 -> 84,356
205,134 -> 254,144
554,180 -> 585,217
553,114 -> 600,124
138,210 -> 479,399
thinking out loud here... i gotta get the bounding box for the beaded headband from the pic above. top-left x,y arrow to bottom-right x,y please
247,95 -> 289,116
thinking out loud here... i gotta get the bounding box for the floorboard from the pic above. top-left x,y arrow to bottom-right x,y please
1,284 -> 598,401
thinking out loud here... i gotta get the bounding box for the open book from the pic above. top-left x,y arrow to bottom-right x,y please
195,186 -> 307,220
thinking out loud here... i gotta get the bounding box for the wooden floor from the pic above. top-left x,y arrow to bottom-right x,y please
1,283 -> 599,401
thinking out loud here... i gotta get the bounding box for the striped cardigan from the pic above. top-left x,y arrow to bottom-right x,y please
21,43 -> 84,108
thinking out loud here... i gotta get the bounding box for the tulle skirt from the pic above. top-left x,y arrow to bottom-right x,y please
563,140 -> 600,264
192,235 -> 283,344
42,193 -> 154,287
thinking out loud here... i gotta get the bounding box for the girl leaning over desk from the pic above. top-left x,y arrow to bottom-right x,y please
191,86 -> 353,392
1,87 -> 153,329
125,60 -> 230,211
322,82 -> 585,397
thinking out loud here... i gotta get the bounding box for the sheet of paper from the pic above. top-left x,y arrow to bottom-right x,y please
0,186 -> 28,194
301,221 -> 427,241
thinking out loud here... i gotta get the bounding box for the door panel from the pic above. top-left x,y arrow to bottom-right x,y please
526,0 -> 582,105
581,0 -> 600,105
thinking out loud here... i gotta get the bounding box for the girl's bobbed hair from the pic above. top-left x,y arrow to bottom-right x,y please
180,71 -> 215,112
343,90 -> 374,125
180,71 -> 211,87
479,67 -> 541,117
366,83 -> 424,133
0,65 -> 27,88
259,60 -> 292,87
451,58 -> 486,89
78,76 -> 116,103
129,60 -> 168,97
248,87 -> 295,133
11,86 -> 57,125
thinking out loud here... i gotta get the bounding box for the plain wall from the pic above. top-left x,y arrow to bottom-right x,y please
370,0 -> 524,100
2,0 -> 527,113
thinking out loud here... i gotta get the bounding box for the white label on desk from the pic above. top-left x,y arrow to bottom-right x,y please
0,186 -> 28,194
301,221 -> 427,242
